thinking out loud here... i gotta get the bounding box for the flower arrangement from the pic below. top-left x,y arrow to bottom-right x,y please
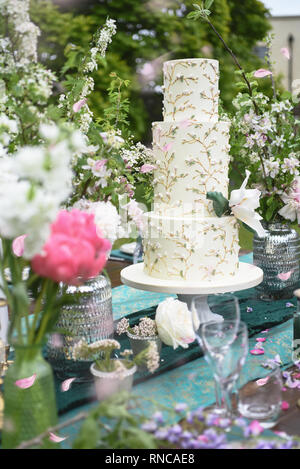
73,338 -> 160,375
188,1 -> 300,228
116,317 -> 158,338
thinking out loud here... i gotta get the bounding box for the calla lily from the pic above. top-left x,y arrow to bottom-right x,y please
254,69 -> 272,78
229,170 -> 266,237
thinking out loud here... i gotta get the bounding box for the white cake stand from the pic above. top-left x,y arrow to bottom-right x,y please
121,262 -> 263,324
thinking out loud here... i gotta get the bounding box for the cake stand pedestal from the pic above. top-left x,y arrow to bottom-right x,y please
121,262 -> 263,324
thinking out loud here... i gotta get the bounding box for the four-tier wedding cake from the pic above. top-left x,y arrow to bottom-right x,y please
142,58 -> 240,281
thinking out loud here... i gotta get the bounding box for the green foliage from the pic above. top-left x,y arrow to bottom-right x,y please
30,0 -> 272,142
72,392 -> 159,450
206,191 -> 230,217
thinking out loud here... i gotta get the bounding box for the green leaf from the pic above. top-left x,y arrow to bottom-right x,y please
73,416 -> 100,449
193,3 -> 202,10
206,192 -> 230,217
205,0 -> 214,9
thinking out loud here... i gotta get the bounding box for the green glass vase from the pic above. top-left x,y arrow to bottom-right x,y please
2,342 -> 58,449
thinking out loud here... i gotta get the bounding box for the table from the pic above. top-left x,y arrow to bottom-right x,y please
106,258 -> 300,438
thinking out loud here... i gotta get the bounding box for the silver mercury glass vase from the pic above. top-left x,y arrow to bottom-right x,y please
46,274 -> 114,380
253,222 -> 300,300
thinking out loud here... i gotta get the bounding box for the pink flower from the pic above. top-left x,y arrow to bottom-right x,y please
254,69 -> 272,78
256,337 -> 266,343
73,99 -> 87,113
31,210 -> 111,285
12,234 -> 27,257
140,164 -> 156,173
281,47 -> 290,60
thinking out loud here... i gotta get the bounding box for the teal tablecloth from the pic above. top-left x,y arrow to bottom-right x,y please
57,253 -> 298,447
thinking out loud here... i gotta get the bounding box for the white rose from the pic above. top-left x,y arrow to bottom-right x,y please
155,297 -> 198,349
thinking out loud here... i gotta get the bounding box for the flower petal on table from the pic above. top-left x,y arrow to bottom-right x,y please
281,401 -> 290,411
49,432 -> 68,443
15,373 -> 37,389
256,377 -> 269,386
250,348 -> 265,355
61,377 -> 76,392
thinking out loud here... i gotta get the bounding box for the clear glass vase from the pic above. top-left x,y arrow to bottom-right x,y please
46,274 -> 114,380
253,222 -> 300,300
2,341 -> 58,449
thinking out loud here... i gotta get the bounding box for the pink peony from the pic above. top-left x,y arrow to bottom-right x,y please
31,210 -> 111,285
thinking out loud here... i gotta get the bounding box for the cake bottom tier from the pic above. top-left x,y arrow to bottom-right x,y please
143,212 -> 240,281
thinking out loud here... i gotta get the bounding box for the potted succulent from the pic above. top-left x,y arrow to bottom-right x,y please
73,338 -> 160,401
116,317 -> 162,370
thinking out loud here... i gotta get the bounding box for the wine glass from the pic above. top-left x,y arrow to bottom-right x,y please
191,294 -> 240,414
200,320 -> 249,418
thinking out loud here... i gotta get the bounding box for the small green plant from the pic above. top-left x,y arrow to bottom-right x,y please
73,338 -> 160,374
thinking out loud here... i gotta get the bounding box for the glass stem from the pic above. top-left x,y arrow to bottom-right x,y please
219,380 -> 235,418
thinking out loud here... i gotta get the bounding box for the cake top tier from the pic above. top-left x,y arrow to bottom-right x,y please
162,58 -> 219,123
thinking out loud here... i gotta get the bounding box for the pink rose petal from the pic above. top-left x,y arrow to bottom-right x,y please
256,337 -> 266,343
162,142 -> 174,152
254,68 -> 272,78
73,98 -> 87,113
250,348 -> 265,355
281,401 -> 290,411
49,432 -> 68,443
248,420 -> 264,436
140,164 -> 157,173
15,373 -> 37,389
12,234 -> 27,257
281,47 -> 290,60
61,377 -> 76,392
256,377 -> 269,386
277,270 -> 293,281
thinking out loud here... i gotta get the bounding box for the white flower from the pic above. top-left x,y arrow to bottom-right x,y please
264,157 -> 280,179
39,122 -> 59,141
73,199 -> 123,243
278,177 -> 300,224
126,199 -> 145,232
155,298 -> 198,350
100,130 -> 124,149
229,170 -> 266,237
281,155 -> 299,176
